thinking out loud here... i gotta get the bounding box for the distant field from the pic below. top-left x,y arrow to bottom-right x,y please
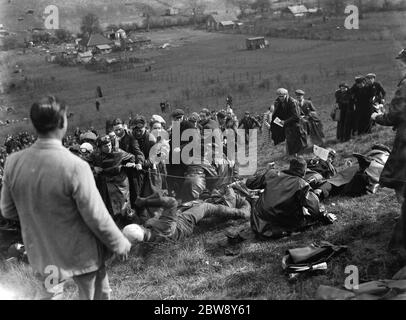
1,22 -> 406,300
0,26 -> 402,139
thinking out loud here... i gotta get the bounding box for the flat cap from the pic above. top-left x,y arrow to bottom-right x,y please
171,108 -> 185,118
80,131 -> 97,141
129,115 -> 146,127
366,73 -> 376,79
276,88 -> 288,95
151,114 -> 166,124
295,89 -> 305,96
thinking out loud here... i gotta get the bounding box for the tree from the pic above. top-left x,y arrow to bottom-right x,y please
55,29 -> 71,43
324,0 -> 346,16
80,13 -> 102,37
189,0 -> 206,26
251,0 -> 271,13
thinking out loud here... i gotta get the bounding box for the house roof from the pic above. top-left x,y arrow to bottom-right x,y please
286,5 -> 308,15
96,44 -> 112,50
219,21 -> 235,26
209,13 -> 238,24
78,51 -> 92,58
87,34 -> 113,47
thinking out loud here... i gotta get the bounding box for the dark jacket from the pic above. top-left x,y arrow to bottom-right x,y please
238,116 -> 261,131
272,96 -> 307,154
246,169 -> 322,238
135,130 -> 157,168
375,77 -> 406,190
89,149 -> 135,216
118,131 -> 144,164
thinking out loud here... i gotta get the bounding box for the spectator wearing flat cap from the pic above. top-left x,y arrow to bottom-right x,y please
365,73 -> 386,104
128,116 -> 162,206
238,110 -> 261,145
350,75 -> 375,135
112,118 -> 145,209
271,88 -> 307,156
295,89 -> 325,147
88,134 -> 137,227
246,157 -> 333,239
335,82 -> 355,142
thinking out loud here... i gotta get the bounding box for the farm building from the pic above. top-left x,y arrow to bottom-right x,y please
206,13 -> 239,31
127,33 -> 152,47
79,34 -> 113,52
165,8 -> 179,16
246,37 -> 268,50
77,51 -> 93,63
281,5 -> 308,18
95,44 -> 112,54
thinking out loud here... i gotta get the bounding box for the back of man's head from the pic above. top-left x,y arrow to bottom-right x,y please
288,156 -> 307,178
30,96 -> 66,135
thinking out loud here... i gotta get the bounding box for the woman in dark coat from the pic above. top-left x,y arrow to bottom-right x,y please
372,48 -> 406,253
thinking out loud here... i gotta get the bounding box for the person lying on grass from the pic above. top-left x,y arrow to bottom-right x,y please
122,187 -> 251,243
246,157 -> 336,240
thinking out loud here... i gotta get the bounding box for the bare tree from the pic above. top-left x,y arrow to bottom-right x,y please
189,0 -> 207,26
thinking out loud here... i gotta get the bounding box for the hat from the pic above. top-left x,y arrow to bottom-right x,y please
355,75 -> 365,83
295,89 -> 305,96
371,144 -> 391,154
326,148 -> 336,159
189,112 -> 200,122
171,108 -> 185,119
396,48 -> 406,60
112,118 -> 123,126
80,142 -> 94,154
200,108 -> 210,116
366,73 -> 376,79
277,88 -> 288,95
287,157 -> 307,178
339,82 -> 349,88
129,116 -> 146,127
244,110 -> 250,115
96,135 -> 111,147
151,114 -> 166,124
80,131 -> 97,142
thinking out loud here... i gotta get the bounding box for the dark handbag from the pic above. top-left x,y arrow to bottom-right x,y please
331,107 -> 341,122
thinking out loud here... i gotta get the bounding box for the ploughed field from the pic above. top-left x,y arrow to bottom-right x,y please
0,27 -> 405,299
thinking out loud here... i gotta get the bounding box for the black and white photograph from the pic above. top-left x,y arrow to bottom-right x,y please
1,0 -> 406,305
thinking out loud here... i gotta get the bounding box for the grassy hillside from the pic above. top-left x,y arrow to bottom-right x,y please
1,11 -> 406,300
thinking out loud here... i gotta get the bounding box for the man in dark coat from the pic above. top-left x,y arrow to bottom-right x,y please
246,157 -> 334,239
112,118 -> 145,208
238,111 -> 261,145
372,49 -> 406,254
88,135 -> 136,226
130,116 -> 159,199
335,82 -> 354,142
351,76 -> 375,135
366,73 -> 386,104
295,89 -> 325,146
271,88 -> 307,156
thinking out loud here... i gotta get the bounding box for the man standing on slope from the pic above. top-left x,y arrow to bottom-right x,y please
0,96 -> 131,300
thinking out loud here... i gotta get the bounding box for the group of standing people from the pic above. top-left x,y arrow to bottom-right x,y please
335,73 -> 386,142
